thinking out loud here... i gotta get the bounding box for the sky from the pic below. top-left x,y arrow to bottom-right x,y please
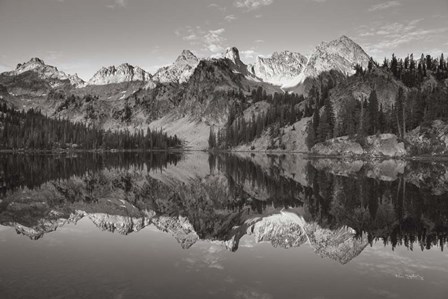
0,0 -> 447,80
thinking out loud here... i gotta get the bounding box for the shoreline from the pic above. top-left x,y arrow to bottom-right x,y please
2,148 -> 448,161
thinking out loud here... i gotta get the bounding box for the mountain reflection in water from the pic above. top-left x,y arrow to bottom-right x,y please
1,152 -> 448,299
1,152 -> 447,260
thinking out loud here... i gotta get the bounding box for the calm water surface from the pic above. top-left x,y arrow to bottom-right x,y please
0,152 -> 447,299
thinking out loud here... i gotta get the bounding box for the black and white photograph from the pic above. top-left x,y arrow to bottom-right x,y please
0,0 -> 447,298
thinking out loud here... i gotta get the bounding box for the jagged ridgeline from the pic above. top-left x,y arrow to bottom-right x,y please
0,36 -> 447,153
1,152 -> 447,254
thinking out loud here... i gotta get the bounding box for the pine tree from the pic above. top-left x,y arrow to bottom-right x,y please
395,87 -> 405,138
208,126 -> 216,149
368,57 -> 374,72
368,89 -> 379,134
323,97 -> 335,138
391,54 -> 398,78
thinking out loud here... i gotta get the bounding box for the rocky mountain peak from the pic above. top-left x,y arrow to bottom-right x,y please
176,50 -> 198,63
88,63 -> 151,85
153,50 -> 199,84
224,47 -> 241,64
300,35 -> 370,81
21,57 -> 46,67
5,57 -> 86,88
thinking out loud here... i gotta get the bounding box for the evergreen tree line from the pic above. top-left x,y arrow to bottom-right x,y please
209,88 -> 305,149
308,85 -> 448,148
380,53 -> 448,87
306,164 -> 448,251
209,154 -> 305,214
0,104 -> 181,150
307,53 -> 448,148
0,152 -> 182,195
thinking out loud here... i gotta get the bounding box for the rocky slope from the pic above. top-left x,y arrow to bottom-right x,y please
303,35 -> 370,79
311,133 -> 407,157
3,57 -> 86,88
223,47 -> 261,81
87,63 -> 152,85
286,36 -> 370,95
252,51 -> 308,88
250,36 -> 369,91
233,117 -> 312,152
152,50 -> 199,84
406,120 -> 448,155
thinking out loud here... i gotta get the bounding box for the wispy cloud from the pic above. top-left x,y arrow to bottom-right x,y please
357,18 -> 448,58
368,1 -> 401,12
240,50 -> 257,59
225,14 -> 237,22
234,288 -> 273,299
204,28 -> 226,52
107,0 -> 127,9
208,3 -> 226,12
234,0 -> 274,11
175,26 -> 227,54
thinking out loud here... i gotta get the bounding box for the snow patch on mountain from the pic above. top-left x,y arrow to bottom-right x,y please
253,51 -> 308,88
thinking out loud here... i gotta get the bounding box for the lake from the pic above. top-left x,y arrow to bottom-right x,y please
0,152 -> 447,299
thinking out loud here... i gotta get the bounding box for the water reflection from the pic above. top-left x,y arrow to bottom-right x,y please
1,152 -> 447,261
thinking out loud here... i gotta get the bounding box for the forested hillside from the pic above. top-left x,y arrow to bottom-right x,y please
209,53 -> 448,154
0,104 -> 181,150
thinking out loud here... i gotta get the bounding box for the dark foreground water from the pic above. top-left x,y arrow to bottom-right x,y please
0,152 -> 447,299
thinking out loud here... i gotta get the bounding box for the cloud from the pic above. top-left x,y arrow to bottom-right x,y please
225,15 -> 237,22
175,26 -> 227,54
356,18 -> 448,58
234,288 -> 273,299
208,3 -> 226,11
312,0 -> 327,3
234,0 -> 274,11
368,1 -> 401,12
107,0 -> 127,9
204,28 -> 226,53
240,50 -> 257,59
183,34 -> 198,41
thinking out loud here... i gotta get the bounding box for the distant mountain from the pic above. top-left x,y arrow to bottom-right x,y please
3,57 -> 85,88
252,51 -> 308,88
247,36 -> 369,90
88,63 -> 152,85
302,35 -> 370,79
152,50 -> 199,84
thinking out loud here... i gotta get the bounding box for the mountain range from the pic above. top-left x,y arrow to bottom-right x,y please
0,35 -> 368,89
0,35 -> 446,152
